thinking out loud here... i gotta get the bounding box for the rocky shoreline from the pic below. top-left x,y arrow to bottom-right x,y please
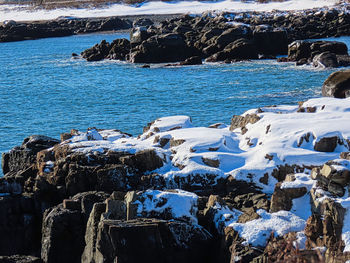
0,14 -> 181,42
74,4 -> 350,69
1,71 -> 350,262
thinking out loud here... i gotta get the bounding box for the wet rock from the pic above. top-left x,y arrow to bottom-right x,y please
288,40 -> 348,68
313,52 -> 338,68
288,40 -> 311,61
81,39 -> 110,61
322,69 -> 350,98
180,56 -> 202,65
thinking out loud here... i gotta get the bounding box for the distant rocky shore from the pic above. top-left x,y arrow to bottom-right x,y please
0,71 -> 350,262
77,5 -> 350,68
0,14 -> 180,42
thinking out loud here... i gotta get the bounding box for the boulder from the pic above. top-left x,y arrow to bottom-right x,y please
81,40 -> 111,61
310,41 -> 348,56
129,26 -> 152,45
86,218 -> 213,263
288,40 -> 348,63
107,38 -> 130,60
288,40 -> 311,61
322,69 -> 350,98
206,38 -> 258,62
129,33 -> 197,63
314,136 -> 338,152
213,26 -> 251,50
312,52 -> 338,68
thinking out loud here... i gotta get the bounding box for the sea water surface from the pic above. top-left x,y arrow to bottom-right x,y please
1,33 -> 349,172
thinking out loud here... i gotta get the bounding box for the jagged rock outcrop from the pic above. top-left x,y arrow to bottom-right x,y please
286,40 -> 350,68
41,192 -> 108,263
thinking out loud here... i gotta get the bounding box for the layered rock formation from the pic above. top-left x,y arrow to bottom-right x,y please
1,91 -> 350,262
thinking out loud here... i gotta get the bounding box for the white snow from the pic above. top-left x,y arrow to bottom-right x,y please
54,98 -> 350,250
293,231 -> 307,249
0,0 -> 341,22
229,209 -> 306,247
134,189 -> 199,223
340,197 -> 350,252
62,97 -> 350,194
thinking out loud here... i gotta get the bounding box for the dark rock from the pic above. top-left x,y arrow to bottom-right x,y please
41,191 -> 108,263
288,40 -> 311,61
322,69 -> 350,98
253,26 -> 288,55
107,38 -> 130,60
313,52 -> 338,68
41,205 -> 84,263
120,149 -> 163,173
0,255 -> 42,263
314,136 -> 338,152
214,27 -> 251,50
129,33 -> 197,63
130,26 -> 152,45
180,56 -> 202,65
132,18 -> 154,28
85,218 -> 213,263
310,40 -> 348,56
206,38 -> 258,62
0,194 -> 41,256
2,135 -> 59,176
81,39 -> 110,61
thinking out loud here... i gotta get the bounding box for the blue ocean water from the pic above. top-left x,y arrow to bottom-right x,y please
0,33 -> 349,174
